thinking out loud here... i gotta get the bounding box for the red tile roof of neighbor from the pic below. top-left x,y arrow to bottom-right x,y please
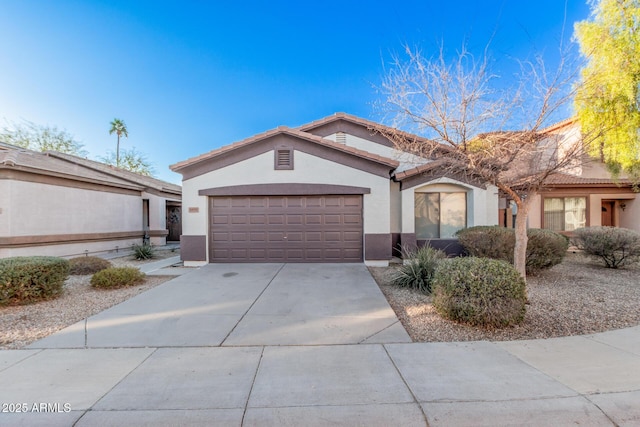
170,125 -> 400,171
544,172 -> 634,186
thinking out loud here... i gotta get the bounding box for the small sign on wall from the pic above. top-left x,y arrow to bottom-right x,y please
188,207 -> 199,213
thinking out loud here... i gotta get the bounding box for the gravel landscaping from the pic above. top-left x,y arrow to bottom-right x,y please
370,252 -> 640,342
0,251 -> 179,349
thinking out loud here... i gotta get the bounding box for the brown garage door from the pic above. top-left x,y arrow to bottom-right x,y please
209,195 -> 363,262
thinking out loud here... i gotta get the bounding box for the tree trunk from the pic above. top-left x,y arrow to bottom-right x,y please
513,197 -> 531,281
116,135 -> 120,167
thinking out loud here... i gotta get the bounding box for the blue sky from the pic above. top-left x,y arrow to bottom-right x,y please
0,1 -> 590,184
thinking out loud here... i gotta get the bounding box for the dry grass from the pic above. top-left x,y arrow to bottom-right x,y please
370,253 -> 640,342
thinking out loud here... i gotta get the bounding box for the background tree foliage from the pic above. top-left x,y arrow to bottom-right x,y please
0,120 -> 86,156
574,0 -> 640,181
100,148 -> 154,177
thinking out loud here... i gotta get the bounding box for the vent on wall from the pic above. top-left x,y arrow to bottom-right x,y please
275,148 -> 293,170
336,132 -> 347,144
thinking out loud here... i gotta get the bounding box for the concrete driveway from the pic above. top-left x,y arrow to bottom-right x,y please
29,263 -> 411,349
2,263 -> 639,425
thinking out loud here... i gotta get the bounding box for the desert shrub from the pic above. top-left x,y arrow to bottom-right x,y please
0,256 -> 69,306
133,243 -> 155,260
525,229 -> 569,274
432,257 -> 526,327
455,226 -> 514,262
69,256 -> 112,275
392,245 -> 446,294
90,267 -> 145,289
456,226 -> 568,274
572,226 -> 640,268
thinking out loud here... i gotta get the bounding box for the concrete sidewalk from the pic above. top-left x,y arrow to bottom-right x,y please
0,264 -> 638,425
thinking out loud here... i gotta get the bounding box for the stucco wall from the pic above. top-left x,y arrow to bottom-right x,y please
6,180 -> 141,237
0,180 -> 9,238
325,133 -> 427,172
182,149 -> 392,259
619,197 -> 639,232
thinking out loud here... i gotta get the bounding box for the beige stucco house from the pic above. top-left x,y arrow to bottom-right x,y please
171,113 -> 499,266
0,143 -> 182,258
498,120 -> 639,234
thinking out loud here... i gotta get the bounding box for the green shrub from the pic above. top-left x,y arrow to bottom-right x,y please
69,256 -> 112,275
455,226 -> 568,274
432,257 -> 527,327
455,226 -> 514,261
90,267 -> 145,289
132,243 -> 155,260
392,245 -> 446,294
525,229 -> 569,274
572,226 -> 640,268
0,256 -> 69,306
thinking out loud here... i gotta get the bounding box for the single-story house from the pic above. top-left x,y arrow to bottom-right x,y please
171,113 -> 498,266
0,142 -> 182,258
172,113 -> 639,267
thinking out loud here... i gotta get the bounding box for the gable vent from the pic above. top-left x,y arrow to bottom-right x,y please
275,148 -> 293,170
336,132 -> 347,144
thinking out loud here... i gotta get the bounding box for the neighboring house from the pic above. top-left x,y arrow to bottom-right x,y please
171,113 -> 498,266
498,120 -> 639,234
0,143 -> 182,258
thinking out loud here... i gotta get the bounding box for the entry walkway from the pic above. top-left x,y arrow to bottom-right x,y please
0,264 -> 638,425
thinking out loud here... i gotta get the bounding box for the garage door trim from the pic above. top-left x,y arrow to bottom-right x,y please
199,183 -> 371,197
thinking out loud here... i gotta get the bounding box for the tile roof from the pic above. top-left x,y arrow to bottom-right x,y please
47,151 -> 181,195
1,143 -> 141,189
170,125 -> 399,171
393,159 -> 446,180
298,112 -> 447,152
1,142 -> 181,195
544,172 -> 633,186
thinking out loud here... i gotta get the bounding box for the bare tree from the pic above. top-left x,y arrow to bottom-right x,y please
377,43 -> 593,279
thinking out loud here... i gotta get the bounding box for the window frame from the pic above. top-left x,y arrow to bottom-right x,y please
414,191 -> 467,239
542,195 -> 588,232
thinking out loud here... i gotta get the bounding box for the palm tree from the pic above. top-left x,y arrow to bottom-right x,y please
109,118 -> 128,166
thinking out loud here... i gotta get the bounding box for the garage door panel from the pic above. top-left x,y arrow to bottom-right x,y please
268,197 -> 286,208
285,232 -> 303,242
210,195 -> 362,262
324,214 -> 341,224
343,214 -> 362,224
324,231 -> 342,242
212,215 -> 229,224
268,215 -> 285,224
231,198 -> 248,208
287,214 -> 303,225
231,232 -> 247,242
212,232 -> 229,242
305,231 -> 322,242
305,214 -> 322,225
250,198 -> 267,208
250,232 -> 266,241
344,231 -> 362,242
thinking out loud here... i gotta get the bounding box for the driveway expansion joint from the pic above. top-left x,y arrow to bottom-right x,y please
219,263 -> 285,347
